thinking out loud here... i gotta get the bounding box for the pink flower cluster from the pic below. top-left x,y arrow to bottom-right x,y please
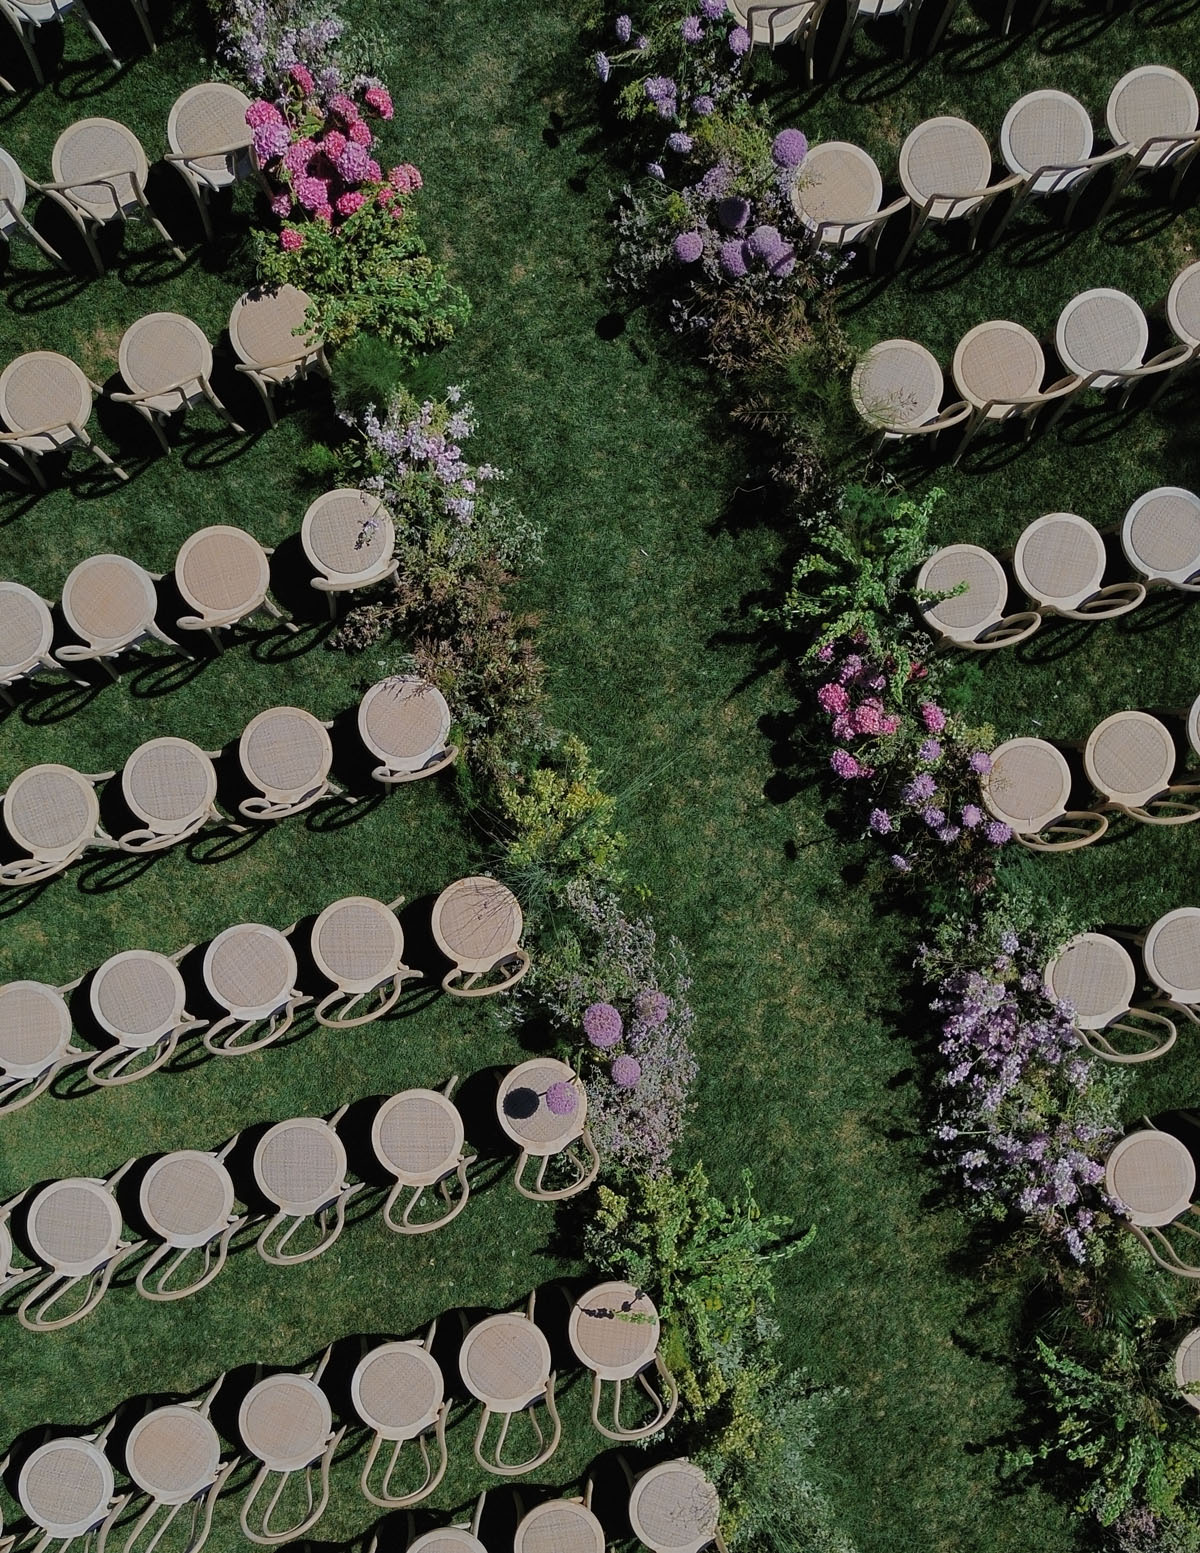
244,74 -> 419,252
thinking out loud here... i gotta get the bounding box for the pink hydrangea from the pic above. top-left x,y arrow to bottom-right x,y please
314,203 -> 333,224
817,643 -> 834,662
817,682 -> 849,715
545,1080 -> 578,1116
321,129 -> 347,161
612,1055 -> 641,1088
328,92 -> 360,123
336,190 -> 365,216
584,1002 -> 623,1048
348,118 -> 373,146
288,63 -> 314,93
269,192 -> 291,217
390,163 -> 423,193
336,142 -> 370,182
851,698 -> 887,735
364,84 -> 393,119
920,703 -> 947,732
364,158 -> 381,181
377,185 -> 396,205
279,227 -> 304,251
831,712 -> 854,743
295,175 -> 329,211
879,714 -> 901,735
245,100 -> 282,128
283,137 -> 317,175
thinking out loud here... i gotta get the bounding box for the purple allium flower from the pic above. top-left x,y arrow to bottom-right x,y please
545,1080 -> 578,1116
719,238 -> 748,276
646,161 -> 666,179
902,772 -> 937,803
869,808 -> 892,835
644,74 -> 676,101
692,93 -> 716,116
593,51 -> 611,81
615,13 -> 632,41
769,245 -> 796,277
729,24 -> 751,54
612,1055 -> 642,1088
700,0 -> 726,14
656,98 -> 677,119
681,15 -> 703,41
771,128 -> 809,168
969,750 -> 993,774
922,807 -> 946,828
890,854 -> 912,872
716,196 -> 751,232
674,230 -> 705,262
747,224 -> 782,258
961,804 -> 983,828
635,989 -> 671,1027
984,820 -> 1013,845
918,739 -> 942,763
584,1001 -> 623,1048
667,131 -> 694,153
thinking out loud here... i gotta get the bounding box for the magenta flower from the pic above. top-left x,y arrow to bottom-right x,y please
852,698 -> 886,735
269,192 -> 291,217
322,129 -> 348,161
364,85 -> 393,119
364,158 -> 382,181
252,121 -> 289,162
328,92 -> 360,123
296,175 -> 329,211
336,142 -> 370,181
390,163 -> 423,193
772,128 -> 809,168
283,137 -> 317,175
288,63 -> 314,93
245,100 -> 282,128
584,1002 -> 623,1048
545,1080 -> 578,1116
673,231 -> 705,263
920,703 -> 947,732
336,190 -> 365,215
612,1055 -> 641,1088
817,681 -> 849,715
817,643 -> 834,662
348,118 -> 373,147
279,227 -> 304,251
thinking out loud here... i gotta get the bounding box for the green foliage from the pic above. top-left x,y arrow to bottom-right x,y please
329,333 -> 412,421
256,198 -> 470,351
495,733 -> 626,900
1008,1332 -> 1200,1529
767,483 -> 944,682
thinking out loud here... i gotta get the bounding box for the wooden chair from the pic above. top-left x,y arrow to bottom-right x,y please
165,82 -> 255,243
0,147 -> 70,269
0,979 -> 86,1113
309,894 -> 417,1028
46,119 -> 183,275
252,1109 -> 363,1265
831,0 -> 960,75
135,1145 -> 246,1301
83,947 -> 205,1087
351,1325 -> 448,1508
916,544 -> 1042,652
727,0 -> 835,76
18,1162 -> 145,1330
371,1077 -> 476,1234
458,1293 -> 562,1476
1011,512 -> 1145,623
1045,932 -> 1177,1065
237,1350 -> 344,1546
567,1280 -> 680,1441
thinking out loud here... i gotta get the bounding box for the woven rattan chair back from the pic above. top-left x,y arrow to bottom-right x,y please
0,979 -> 84,1114
112,1382 -> 236,1553
85,946 -> 204,1088
135,1146 -> 245,1302
202,922 -> 308,1056
165,82 -> 255,241
568,1280 -> 680,1441
431,877 -> 530,997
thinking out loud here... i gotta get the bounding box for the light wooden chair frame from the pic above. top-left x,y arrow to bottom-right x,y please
238,1349 -> 345,1547
134,1143 -> 248,1303
467,1293 -> 563,1478
254,1106 -> 363,1266
79,945 -> 206,1087
896,172 -> 1023,268
357,1321 -> 449,1509
378,1075 -> 476,1235
17,1160 -> 145,1331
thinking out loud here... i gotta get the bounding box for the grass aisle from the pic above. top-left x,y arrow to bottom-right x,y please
0,2 -> 1152,1549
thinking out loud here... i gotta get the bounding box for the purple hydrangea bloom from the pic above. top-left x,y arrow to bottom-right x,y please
869,808 -> 892,834
644,75 -> 676,101
985,820 -> 1013,845
902,772 -> 937,803
545,1080 -> 578,1116
667,131 -> 694,153
692,93 -> 716,116
716,196 -> 751,231
252,120 -> 290,162
700,0 -> 726,13
612,1055 -> 642,1088
771,128 -> 809,168
615,13 -> 632,41
961,804 -> 983,828
335,141 -> 370,181
681,15 -> 703,41
918,739 -> 942,762
747,224 -> 782,258
719,238 -> 748,276
593,51 -> 611,82
584,1002 -> 623,1048
890,854 -> 912,872
969,750 -> 993,774
673,230 -> 705,263
729,24 -> 751,54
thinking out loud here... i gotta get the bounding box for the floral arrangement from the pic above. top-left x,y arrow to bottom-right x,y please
212,0 -> 378,96
925,926 -> 1125,1265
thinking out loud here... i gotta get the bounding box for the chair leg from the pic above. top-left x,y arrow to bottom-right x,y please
128,0 -> 154,50
9,15 -> 44,85
73,0 -> 120,64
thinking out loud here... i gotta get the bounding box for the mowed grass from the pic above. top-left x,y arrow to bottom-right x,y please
6,3 -> 1195,1551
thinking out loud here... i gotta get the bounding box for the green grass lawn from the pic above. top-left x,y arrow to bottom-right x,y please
3,2 -> 1199,1550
